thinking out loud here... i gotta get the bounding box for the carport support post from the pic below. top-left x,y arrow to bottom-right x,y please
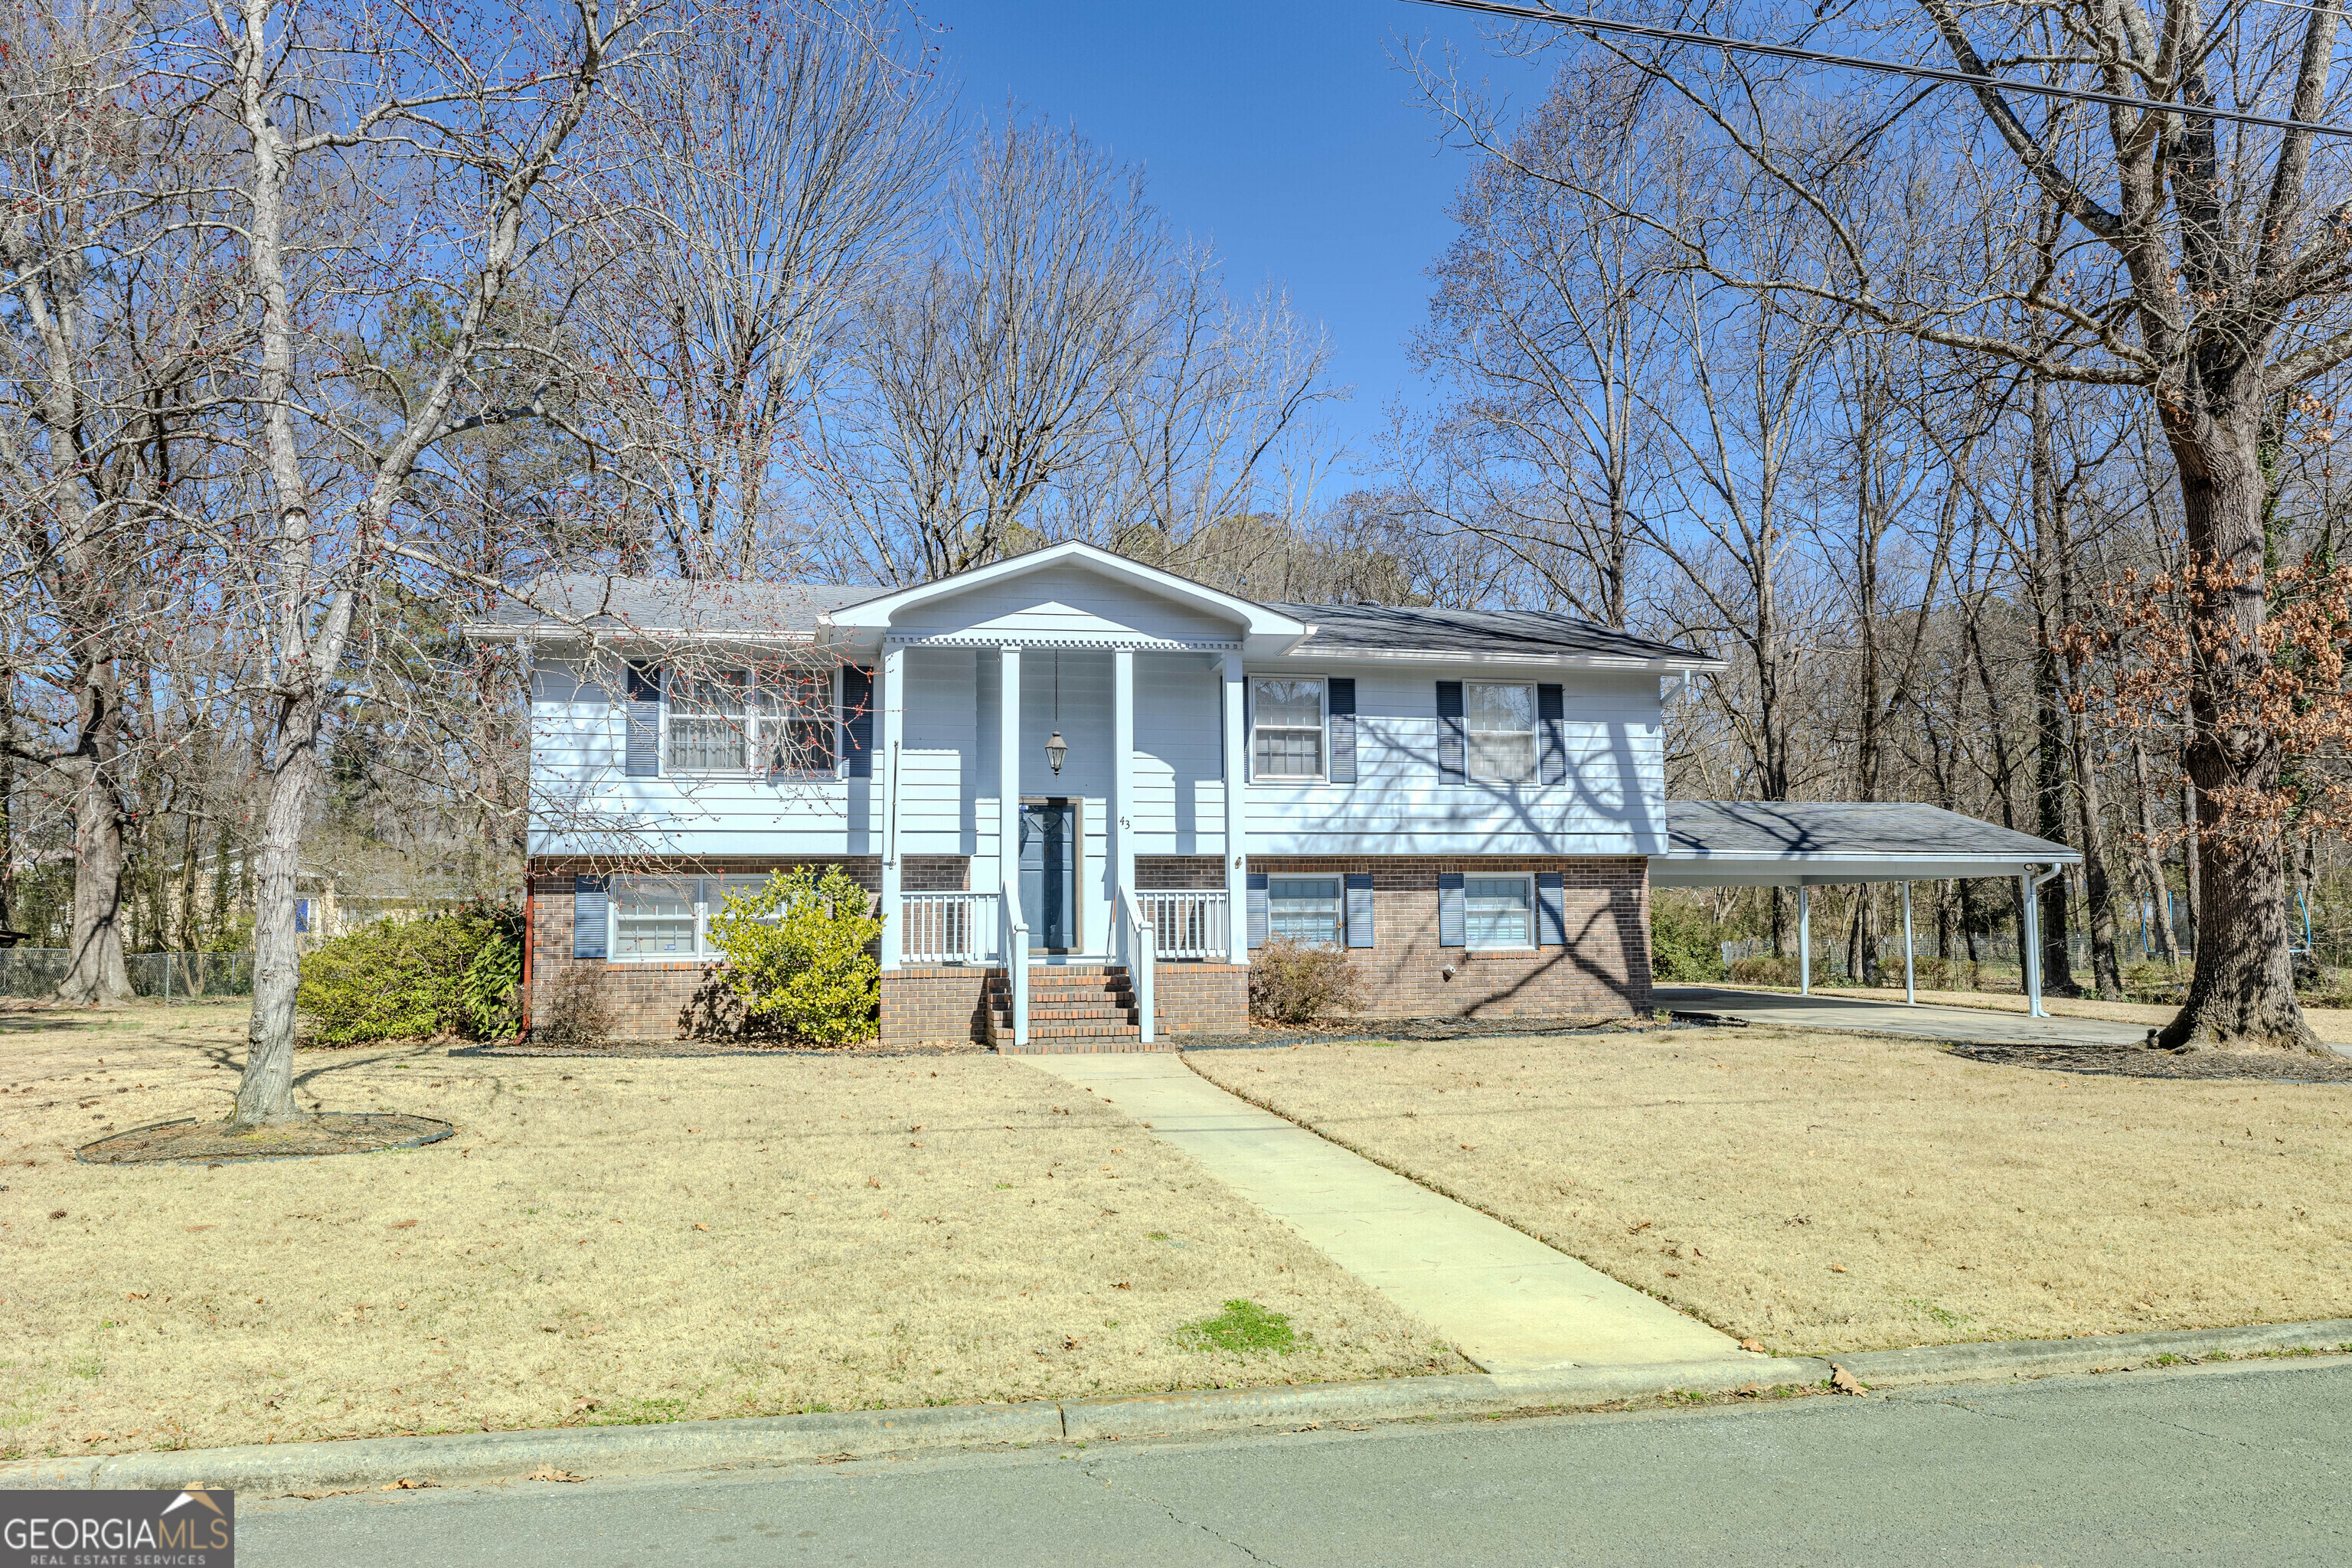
1797,884 -> 1811,996
1900,882 -> 1916,1004
2020,871 -> 2044,1018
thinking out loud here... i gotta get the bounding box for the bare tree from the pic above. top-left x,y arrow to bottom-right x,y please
0,0 -> 234,1001
196,0 -> 657,1125
810,117 -> 1169,582
583,0 -> 948,580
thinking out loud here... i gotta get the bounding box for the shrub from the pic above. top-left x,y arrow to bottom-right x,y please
704,866 -> 883,1045
1728,953 -> 1798,987
1870,953 -> 1980,991
2123,960 -> 2188,1006
1649,897 -> 1727,982
297,901 -> 523,1046
537,963 -> 611,1047
1248,939 -> 1366,1024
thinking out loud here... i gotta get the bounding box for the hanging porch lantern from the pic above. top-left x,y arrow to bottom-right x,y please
1044,651 -> 1067,773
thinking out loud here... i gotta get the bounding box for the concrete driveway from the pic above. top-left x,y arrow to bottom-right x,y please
1655,984 -> 2154,1047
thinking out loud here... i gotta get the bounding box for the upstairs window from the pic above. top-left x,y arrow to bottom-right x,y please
758,668 -> 836,775
1252,678 -> 1326,779
667,670 -> 748,771
656,664 -> 840,774
1467,684 -> 1535,783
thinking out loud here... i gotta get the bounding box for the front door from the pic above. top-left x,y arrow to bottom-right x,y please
1019,799 -> 1078,952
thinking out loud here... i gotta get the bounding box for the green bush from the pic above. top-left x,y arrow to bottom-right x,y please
1649,897 -> 1727,982
1728,953 -> 1798,987
1248,938 -> 1367,1024
297,901 -> 521,1046
705,867 -> 883,1045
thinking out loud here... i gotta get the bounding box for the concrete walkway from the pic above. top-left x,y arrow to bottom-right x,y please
1018,1054 -> 1740,1376
1656,983 -> 2153,1047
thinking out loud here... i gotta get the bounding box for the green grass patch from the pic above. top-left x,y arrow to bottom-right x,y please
1174,1299 -> 1298,1355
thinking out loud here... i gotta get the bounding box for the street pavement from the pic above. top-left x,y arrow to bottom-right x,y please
241,1359 -> 2352,1566
1021,1051 -> 1738,1372
1655,983 -> 2154,1047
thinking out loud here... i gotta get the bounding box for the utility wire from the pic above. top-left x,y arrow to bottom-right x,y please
1402,0 -> 2352,139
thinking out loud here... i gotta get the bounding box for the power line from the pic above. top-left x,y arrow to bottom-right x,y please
1402,0 -> 2352,139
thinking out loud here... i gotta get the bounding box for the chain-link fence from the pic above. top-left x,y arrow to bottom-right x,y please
0,949 -> 255,1001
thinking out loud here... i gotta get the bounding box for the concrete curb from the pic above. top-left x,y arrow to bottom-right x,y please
8,1322 -> 2348,1497
1834,1318 -> 2352,1387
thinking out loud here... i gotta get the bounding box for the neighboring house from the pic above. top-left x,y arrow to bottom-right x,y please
479,543 -> 2075,1048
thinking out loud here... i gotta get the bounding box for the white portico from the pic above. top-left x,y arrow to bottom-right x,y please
823,544 -> 1311,1035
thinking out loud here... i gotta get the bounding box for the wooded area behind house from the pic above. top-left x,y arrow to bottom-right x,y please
8,0 -> 2351,1070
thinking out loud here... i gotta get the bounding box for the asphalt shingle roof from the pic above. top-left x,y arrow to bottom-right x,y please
1273,603 -> 1714,663
485,573 -> 879,636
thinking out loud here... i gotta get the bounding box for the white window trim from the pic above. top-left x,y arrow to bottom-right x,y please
1465,682 -> 1537,786
1250,675 -> 1329,783
662,665 -> 844,779
1462,873 -> 1537,952
606,875 -> 786,961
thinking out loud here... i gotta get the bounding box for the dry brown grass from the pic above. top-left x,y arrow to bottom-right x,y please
1186,1029 -> 2352,1356
0,1001 -> 1459,1461
1711,983 -> 2352,1044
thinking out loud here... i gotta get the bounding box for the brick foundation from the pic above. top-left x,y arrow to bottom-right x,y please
1250,855 -> 1651,1019
527,854 -> 1649,1046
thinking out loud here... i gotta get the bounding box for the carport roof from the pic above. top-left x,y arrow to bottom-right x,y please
1652,801 -> 2080,887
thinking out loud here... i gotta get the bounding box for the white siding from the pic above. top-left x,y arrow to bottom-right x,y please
527,648 -> 1667,864
1239,665 -> 1665,856
891,565 -> 1240,645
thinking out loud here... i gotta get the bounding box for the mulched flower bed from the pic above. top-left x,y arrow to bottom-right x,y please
462,1037 -> 990,1059
1945,1043 -> 2352,1083
1180,1013 -> 1667,1050
77,1113 -> 456,1165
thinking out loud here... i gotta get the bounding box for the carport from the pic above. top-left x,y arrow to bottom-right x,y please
1652,801 -> 2083,1017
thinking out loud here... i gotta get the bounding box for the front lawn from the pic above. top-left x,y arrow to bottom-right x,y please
1187,1031 -> 2352,1355
0,1001 -> 1460,1461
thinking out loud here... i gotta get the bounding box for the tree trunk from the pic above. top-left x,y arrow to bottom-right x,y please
2069,714 -> 2123,998
2155,400 -> 2320,1052
56,670 -> 133,1004
232,692 -> 326,1126
2131,737 -> 2178,962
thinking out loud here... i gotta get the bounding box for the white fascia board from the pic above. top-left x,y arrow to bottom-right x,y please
822,541 -> 1309,645
462,623 -> 822,651
1280,645 -> 1730,674
1651,851 -> 2082,887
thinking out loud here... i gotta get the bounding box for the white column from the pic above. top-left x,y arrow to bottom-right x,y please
1900,881 -> 1916,1005
1221,651 -> 1249,965
998,646 -> 1022,926
877,644 -> 904,971
1797,884 -> 1811,997
1113,648 -> 1136,902
2022,871 -> 2045,1018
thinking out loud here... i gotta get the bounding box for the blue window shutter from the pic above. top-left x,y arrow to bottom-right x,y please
1537,684 -> 1566,786
1328,678 -> 1357,784
1437,871 -> 1465,947
1246,873 -> 1269,949
1537,871 -> 1566,946
573,875 -> 609,959
841,665 -> 874,779
294,899 -> 310,933
1344,872 -> 1374,949
624,662 -> 661,777
1436,681 -> 1465,780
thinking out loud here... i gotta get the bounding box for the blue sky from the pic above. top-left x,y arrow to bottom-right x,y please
924,0 -> 1554,479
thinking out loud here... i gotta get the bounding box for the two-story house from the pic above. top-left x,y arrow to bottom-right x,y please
490,541 -> 1722,1047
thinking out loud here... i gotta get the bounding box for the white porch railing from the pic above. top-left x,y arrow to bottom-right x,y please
900,891 -> 998,965
1115,887 -> 1156,1044
1138,890 -> 1229,959
1000,879 -> 1030,1047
